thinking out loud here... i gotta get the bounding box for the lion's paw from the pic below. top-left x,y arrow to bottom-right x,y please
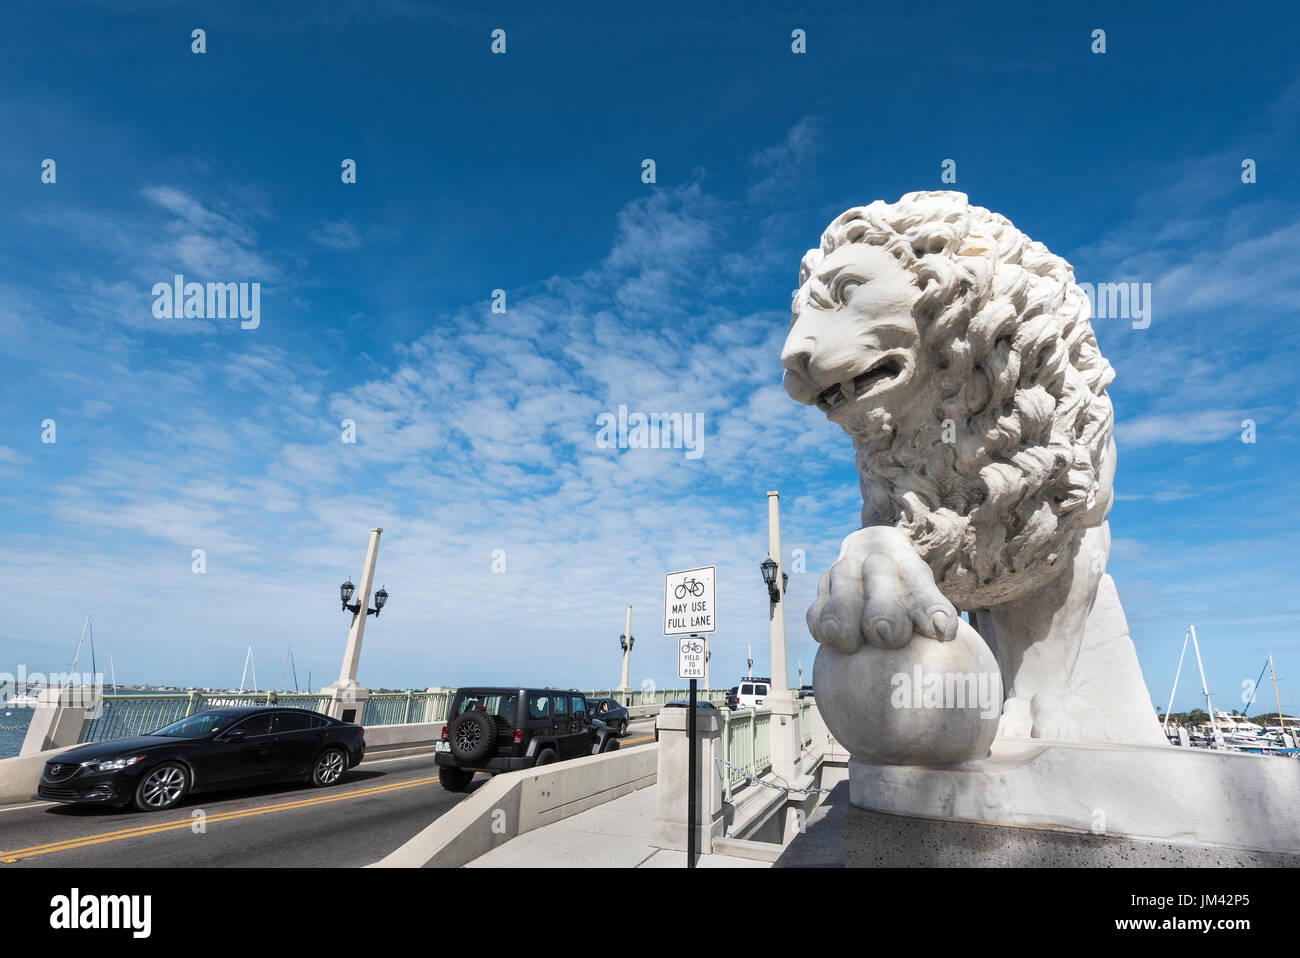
807,525 -> 959,653
997,696 -> 1033,739
1028,691 -> 1119,743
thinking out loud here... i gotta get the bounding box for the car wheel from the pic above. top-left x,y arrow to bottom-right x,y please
438,766 -> 475,792
311,747 -> 347,787
535,748 -> 557,766
132,762 -> 190,812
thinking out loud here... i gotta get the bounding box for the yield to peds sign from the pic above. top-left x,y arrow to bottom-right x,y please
664,566 -> 716,635
678,636 -> 707,680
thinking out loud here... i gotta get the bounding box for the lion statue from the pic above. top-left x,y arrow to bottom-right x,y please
783,190 -> 1166,747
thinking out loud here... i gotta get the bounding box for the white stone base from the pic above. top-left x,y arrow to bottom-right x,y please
850,737 -> 1300,854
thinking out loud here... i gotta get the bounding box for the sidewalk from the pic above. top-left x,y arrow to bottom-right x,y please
466,782 -> 770,868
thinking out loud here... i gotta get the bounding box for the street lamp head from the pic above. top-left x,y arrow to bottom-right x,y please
620,633 -> 635,653
760,557 -> 780,599
340,579 -> 356,609
374,586 -> 388,614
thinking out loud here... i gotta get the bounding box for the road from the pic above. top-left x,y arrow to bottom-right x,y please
0,720 -> 657,868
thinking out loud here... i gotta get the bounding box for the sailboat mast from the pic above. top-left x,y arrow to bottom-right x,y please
67,615 -> 91,684
1188,624 -> 1221,748
1270,653 -> 1287,742
1163,628 -> 1191,731
109,654 -> 117,694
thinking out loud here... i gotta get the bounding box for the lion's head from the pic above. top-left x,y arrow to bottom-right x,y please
782,191 -> 1115,608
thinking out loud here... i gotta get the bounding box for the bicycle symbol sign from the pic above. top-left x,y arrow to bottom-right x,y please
664,565 -> 716,635
678,634 -> 707,680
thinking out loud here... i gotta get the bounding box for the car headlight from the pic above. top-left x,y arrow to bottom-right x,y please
80,755 -> 145,772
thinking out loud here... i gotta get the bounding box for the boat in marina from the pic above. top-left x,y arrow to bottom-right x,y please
1161,627 -> 1297,757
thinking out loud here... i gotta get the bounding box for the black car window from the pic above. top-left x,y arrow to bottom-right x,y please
528,694 -> 550,719
742,684 -> 754,695
554,695 -> 570,717
276,712 -> 314,733
457,693 -> 517,719
227,713 -> 274,736
150,711 -> 229,738
570,695 -> 587,716
310,715 -> 330,729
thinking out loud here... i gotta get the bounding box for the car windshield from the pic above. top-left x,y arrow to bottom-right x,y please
150,711 -> 232,738
456,693 -> 517,719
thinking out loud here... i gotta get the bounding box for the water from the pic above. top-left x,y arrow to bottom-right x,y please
0,708 -> 34,759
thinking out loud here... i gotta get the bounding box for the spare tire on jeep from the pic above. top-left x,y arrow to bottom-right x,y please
449,710 -> 498,763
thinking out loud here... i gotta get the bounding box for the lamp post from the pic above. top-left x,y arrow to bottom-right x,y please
762,491 -> 797,781
324,528 -> 387,723
618,604 -> 634,697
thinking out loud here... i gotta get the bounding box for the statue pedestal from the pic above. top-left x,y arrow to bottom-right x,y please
845,737 -> 1300,866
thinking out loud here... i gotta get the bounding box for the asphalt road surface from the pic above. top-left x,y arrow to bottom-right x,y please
0,720 -> 657,868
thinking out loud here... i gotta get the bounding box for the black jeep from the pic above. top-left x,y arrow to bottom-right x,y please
434,687 -> 621,791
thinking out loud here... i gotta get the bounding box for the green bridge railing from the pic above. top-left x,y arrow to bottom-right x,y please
75,686 -> 728,744
81,691 -> 332,744
361,690 -> 453,727
719,706 -> 773,802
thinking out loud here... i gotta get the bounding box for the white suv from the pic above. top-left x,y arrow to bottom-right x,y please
735,678 -> 771,709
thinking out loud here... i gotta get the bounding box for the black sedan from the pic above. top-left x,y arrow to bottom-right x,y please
36,707 -> 365,812
586,697 -> 630,735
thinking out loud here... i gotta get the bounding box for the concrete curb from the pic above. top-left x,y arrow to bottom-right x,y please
371,744 -> 658,868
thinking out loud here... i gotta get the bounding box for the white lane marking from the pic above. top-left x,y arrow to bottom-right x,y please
359,752 -> 441,767
0,801 -> 54,813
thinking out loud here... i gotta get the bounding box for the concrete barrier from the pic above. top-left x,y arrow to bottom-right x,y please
361,721 -> 444,757
0,744 -> 82,806
372,743 -> 658,868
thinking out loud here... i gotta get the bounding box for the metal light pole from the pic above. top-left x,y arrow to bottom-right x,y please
337,528 -> 385,685
763,491 -> 798,782
766,491 -> 789,697
618,605 -> 634,698
323,528 -> 388,723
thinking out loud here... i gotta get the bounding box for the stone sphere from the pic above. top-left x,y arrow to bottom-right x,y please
813,619 -> 1002,765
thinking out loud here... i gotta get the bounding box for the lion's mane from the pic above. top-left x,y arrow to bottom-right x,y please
801,191 -> 1114,608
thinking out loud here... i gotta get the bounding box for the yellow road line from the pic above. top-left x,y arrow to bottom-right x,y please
1,774 -> 443,862
622,735 -> 654,746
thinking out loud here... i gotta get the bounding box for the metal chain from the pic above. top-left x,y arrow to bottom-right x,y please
714,757 -> 833,795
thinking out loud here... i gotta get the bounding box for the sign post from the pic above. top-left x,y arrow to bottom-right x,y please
665,567 -> 716,869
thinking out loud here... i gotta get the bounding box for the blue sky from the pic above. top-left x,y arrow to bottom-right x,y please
1,1 -> 1297,715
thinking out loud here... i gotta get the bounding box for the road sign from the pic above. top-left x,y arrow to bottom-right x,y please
664,566 -> 716,635
678,635 -> 707,680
